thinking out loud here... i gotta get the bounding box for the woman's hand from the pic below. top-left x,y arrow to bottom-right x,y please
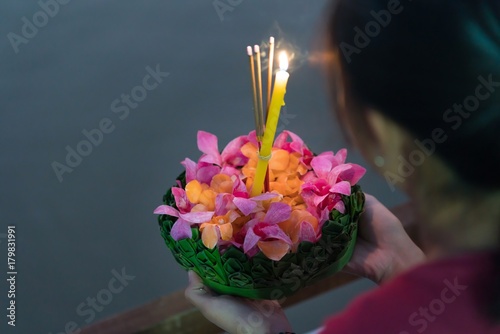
343,194 -> 425,284
185,271 -> 293,334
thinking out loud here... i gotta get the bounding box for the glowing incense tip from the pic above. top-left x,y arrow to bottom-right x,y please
246,46 -> 253,56
270,36 -> 275,44
254,45 -> 260,53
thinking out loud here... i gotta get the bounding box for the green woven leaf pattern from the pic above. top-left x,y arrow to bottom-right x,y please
227,272 -> 254,288
157,172 -> 365,299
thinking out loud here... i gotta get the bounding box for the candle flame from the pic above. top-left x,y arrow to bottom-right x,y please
279,51 -> 288,71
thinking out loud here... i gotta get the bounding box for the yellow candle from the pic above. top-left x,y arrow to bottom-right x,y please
251,52 -> 289,196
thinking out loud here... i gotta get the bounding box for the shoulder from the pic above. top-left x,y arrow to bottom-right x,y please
320,251 -> 498,334
321,271 -> 422,334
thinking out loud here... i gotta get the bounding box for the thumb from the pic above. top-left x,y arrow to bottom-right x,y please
187,270 -> 204,288
185,271 -> 212,308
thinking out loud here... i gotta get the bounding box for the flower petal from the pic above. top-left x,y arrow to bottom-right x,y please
220,165 -> 241,178
264,202 -> 291,224
196,165 -> 220,185
333,148 -> 347,166
197,131 -> 222,165
330,180 -> 351,196
251,192 -> 280,201
201,224 -> 219,249
333,200 -> 346,214
153,205 -> 179,217
318,208 -> 330,224
340,163 -> 366,185
273,131 -> 289,150
269,149 -> 290,171
313,193 -> 329,207
185,180 -> 203,203
259,224 -> 292,244
181,158 -> 197,183
170,219 -> 192,240
247,130 -> 259,146
179,211 -> 214,224
219,223 -> 233,241
274,130 -> 308,154
171,187 -> 192,213
299,221 -> 317,243
257,240 -> 290,261
243,227 -> 260,254
233,197 -> 257,216
327,164 -> 351,185
215,193 -> 234,216
311,155 -> 333,179
232,176 -> 249,198
227,210 -> 241,223
221,135 -> 249,167
210,173 -> 234,193
286,131 -> 306,151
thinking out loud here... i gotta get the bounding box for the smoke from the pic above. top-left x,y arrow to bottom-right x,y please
257,23 -> 309,74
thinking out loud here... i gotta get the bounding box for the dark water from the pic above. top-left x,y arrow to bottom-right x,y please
0,1 -> 405,333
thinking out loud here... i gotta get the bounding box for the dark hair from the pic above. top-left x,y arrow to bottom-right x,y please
329,0 -> 500,189
328,0 -> 500,320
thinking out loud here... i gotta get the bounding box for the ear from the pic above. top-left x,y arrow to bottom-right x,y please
364,109 -> 415,192
365,108 -> 408,162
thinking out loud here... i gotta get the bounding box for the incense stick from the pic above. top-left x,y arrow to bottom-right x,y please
248,46 -> 260,139
264,38 -> 274,193
254,45 -> 264,139
266,36 -> 275,118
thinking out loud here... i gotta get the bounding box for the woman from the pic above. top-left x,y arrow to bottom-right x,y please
186,0 -> 500,333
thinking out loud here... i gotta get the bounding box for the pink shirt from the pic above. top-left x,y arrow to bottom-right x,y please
321,251 -> 500,333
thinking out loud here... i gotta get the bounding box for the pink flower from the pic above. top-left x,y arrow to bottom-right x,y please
154,205 -> 214,241
242,202 -> 293,261
183,131 -> 254,184
182,158 -> 220,184
221,133 -> 252,168
232,192 -> 280,215
171,187 -> 193,214
274,130 -> 314,168
301,178 -> 348,215
197,131 -> 223,165
301,150 -> 365,216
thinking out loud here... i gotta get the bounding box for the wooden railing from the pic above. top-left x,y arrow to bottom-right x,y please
82,203 -> 417,334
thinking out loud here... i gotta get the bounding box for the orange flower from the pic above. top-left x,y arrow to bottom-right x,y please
279,209 -> 319,245
185,180 -> 216,211
210,174 -> 233,193
200,211 -> 239,249
185,173 -> 236,212
257,240 -> 290,261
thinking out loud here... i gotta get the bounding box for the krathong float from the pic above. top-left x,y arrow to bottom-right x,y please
155,37 -> 365,299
